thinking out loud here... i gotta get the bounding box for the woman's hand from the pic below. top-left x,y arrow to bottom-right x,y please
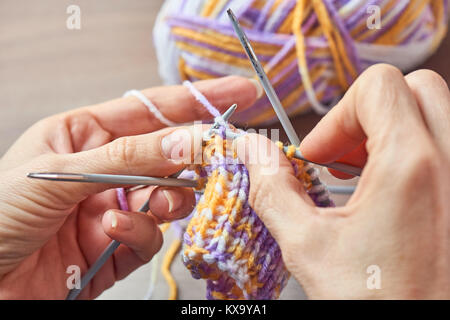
0,76 -> 259,299
237,65 -> 450,299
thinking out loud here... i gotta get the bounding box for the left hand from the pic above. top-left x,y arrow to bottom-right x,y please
0,76 -> 259,299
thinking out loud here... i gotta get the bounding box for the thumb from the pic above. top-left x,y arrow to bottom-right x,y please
27,125 -> 204,207
235,133 -> 318,243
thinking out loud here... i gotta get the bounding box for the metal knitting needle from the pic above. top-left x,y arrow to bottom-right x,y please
216,104 -> 237,127
227,8 -> 362,177
327,185 -> 356,194
27,173 -> 198,188
66,199 -> 150,300
281,146 -> 362,177
207,103 -> 237,136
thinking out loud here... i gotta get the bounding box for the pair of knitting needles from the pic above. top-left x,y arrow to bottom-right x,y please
28,9 -> 360,300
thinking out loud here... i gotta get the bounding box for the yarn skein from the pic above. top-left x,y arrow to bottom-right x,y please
154,0 -> 448,125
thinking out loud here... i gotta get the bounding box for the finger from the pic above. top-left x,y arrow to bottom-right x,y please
1,76 -> 260,164
124,185 -> 195,222
123,186 -> 155,212
27,125 -> 204,207
71,76 -> 261,140
327,141 -> 368,179
300,64 -> 428,169
235,133 -> 318,242
147,187 -> 195,223
405,69 -> 450,159
101,209 -> 163,276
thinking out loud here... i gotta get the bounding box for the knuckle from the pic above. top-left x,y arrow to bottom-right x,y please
358,64 -> 403,95
356,64 -> 404,114
34,115 -> 57,130
105,136 -> 138,172
31,115 -> 67,138
408,69 -> 447,88
363,63 -> 403,82
32,153 -> 67,174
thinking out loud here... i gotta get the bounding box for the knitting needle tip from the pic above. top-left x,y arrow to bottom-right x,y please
282,147 -> 362,176
209,104 -> 238,136
27,172 -> 58,180
222,104 -> 237,122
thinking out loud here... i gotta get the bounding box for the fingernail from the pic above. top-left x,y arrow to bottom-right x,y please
109,211 -> 118,228
106,211 -> 134,231
163,190 -> 175,213
249,78 -> 263,99
150,188 -> 184,216
162,189 -> 184,213
161,129 -> 191,162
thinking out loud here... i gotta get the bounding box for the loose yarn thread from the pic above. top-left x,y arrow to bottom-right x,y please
154,0 -> 448,125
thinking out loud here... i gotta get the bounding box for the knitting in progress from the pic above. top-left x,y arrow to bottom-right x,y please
183,131 -> 333,299
179,82 -> 333,300
117,80 -> 333,300
154,0 -> 448,125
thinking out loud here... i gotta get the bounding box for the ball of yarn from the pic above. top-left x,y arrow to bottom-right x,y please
153,0 -> 448,125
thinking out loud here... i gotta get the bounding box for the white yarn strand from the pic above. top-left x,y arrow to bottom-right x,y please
123,89 -> 178,127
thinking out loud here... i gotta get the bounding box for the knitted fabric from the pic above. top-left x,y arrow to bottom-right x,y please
182,126 -> 333,300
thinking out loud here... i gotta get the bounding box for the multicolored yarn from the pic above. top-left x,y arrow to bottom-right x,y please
119,80 -> 334,299
154,0 -> 448,124
172,79 -> 333,300
182,126 -> 333,300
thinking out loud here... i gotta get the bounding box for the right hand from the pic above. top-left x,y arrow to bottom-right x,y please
237,64 -> 450,299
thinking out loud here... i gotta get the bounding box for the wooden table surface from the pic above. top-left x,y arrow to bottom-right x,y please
0,0 -> 448,300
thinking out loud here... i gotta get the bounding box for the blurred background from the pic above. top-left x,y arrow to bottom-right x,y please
0,0 -> 448,299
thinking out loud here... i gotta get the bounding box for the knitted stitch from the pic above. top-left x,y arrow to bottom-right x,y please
182,126 -> 333,300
